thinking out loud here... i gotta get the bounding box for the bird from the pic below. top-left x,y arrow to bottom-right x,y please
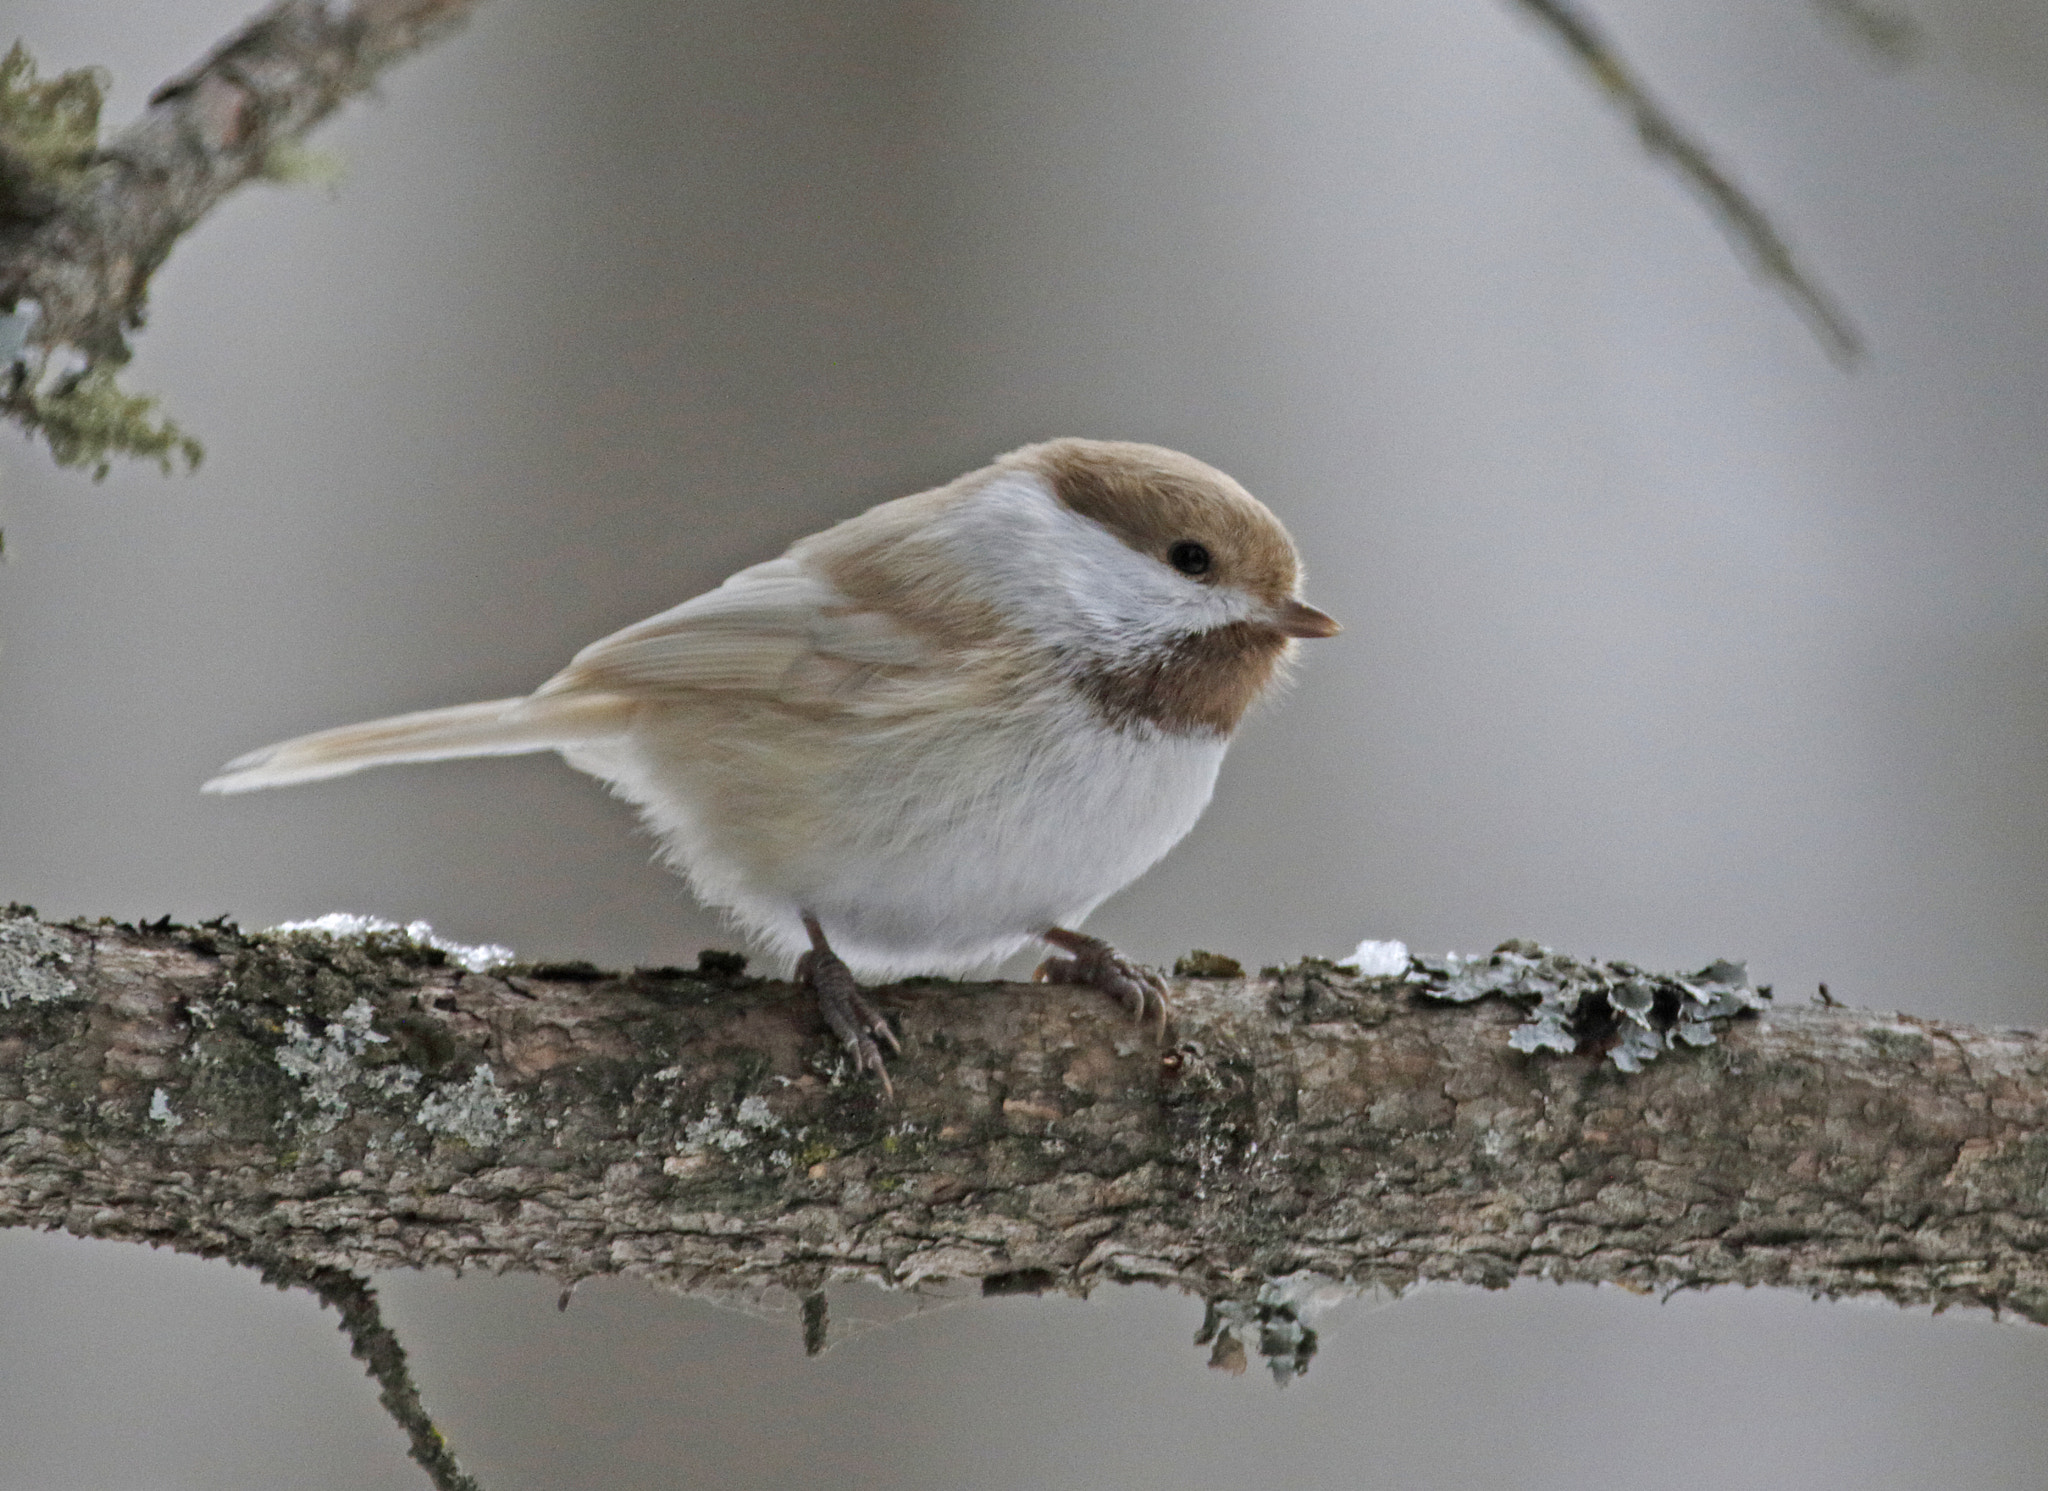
206,439 -> 1339,1092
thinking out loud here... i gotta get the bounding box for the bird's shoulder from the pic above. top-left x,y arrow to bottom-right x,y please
534,536 -> 1005,708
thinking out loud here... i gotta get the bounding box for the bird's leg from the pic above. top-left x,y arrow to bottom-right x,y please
797,913 -> 900,1096
1033,926 -> 1171,1037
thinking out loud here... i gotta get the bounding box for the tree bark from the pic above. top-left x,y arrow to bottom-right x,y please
5,906 -> 2046,1375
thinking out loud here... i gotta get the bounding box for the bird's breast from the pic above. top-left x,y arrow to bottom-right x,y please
786,700 -> 1229,971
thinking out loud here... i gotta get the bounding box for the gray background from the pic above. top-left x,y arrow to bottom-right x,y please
4,0 -> 2047,1486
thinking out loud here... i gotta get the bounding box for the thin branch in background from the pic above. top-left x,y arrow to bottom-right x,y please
1507,0 -> 1867,365
1811,0 -> 1928,69
254,1253 -> 486,1491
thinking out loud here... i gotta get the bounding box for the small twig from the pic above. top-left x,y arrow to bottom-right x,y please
254,1253 -> 485,1491
1506,0 -> 1866,366
801,1291 -> 830,1356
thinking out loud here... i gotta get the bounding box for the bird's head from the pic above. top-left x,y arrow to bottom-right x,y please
808,437 -> 1338,735
1000,437 -> 1339,652
975,438 -> 1339,735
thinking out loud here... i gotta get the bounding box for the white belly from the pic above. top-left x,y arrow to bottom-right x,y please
565,692 -> 1227,978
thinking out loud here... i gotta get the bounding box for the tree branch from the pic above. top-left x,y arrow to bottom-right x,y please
0,0 -> 479,472
253,1251 -> 483,1491
6,907 -> 2047,1361
1506,0 -> 1866,365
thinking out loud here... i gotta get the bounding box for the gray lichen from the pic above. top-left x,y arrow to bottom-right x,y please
668,1093 -> 793,1176
147,1087 -> 182,1129
1194,1273 -> 1339,1383
275,996 -> 420,1134
415,1064 -> 513,1146
1408,940 -> 1767,1069
0,911 -> 78,1009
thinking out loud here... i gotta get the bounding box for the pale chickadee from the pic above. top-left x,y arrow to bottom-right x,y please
208,439 -> 1339,1091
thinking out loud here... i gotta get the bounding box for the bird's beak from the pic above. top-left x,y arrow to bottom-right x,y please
1273,598 -> 1341,639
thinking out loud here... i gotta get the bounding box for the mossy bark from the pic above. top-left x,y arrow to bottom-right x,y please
5,908 -> 2048,1340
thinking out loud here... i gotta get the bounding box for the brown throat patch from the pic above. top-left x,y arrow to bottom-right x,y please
1071,622 -> 1293,736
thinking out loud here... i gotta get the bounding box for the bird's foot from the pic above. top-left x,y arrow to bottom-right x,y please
1034,927 -> 1171,1038
799,914 -> 900,1096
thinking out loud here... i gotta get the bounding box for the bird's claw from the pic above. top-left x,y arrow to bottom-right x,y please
798,947 -> 899,1097
1034,931 -> 1172,1039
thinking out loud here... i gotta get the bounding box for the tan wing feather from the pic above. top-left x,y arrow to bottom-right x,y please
536,556 -> 932,701
208,558 -> 945,796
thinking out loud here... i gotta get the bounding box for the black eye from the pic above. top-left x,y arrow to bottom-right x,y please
1168,540 -> 1212,577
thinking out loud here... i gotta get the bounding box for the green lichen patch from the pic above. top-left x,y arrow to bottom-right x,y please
1862,1026 -> 1932,1063
0,48 -> 199,482
166,922 -> 465,1140
4,362 -> 203,479
231,934 -> 411,1018
257,139 -> 345,188
1174,950 -> 1244,979
176,1000 -> 295,1136
0,42 -> 104,192
1411,940 -> 1767,1071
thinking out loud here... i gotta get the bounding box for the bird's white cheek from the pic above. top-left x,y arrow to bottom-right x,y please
929,471 -> 1249,653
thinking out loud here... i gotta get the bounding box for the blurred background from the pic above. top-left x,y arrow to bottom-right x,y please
3,0 -> 2047,1486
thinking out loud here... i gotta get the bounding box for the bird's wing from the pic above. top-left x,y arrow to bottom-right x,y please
534,556 -> 934,702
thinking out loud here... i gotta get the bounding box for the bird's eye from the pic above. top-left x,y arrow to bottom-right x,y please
1168,540 -> 1212,577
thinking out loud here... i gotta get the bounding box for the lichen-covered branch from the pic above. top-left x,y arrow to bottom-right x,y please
1506,0 -> 1866,365
6,904 -> 2048,1385
0,0 -> 480,474
252,1251 -> 483,1491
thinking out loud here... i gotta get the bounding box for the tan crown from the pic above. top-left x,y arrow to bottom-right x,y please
1002,438 -> 1305,610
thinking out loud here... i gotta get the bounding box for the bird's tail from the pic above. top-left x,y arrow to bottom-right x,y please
203,693 -> 634,794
